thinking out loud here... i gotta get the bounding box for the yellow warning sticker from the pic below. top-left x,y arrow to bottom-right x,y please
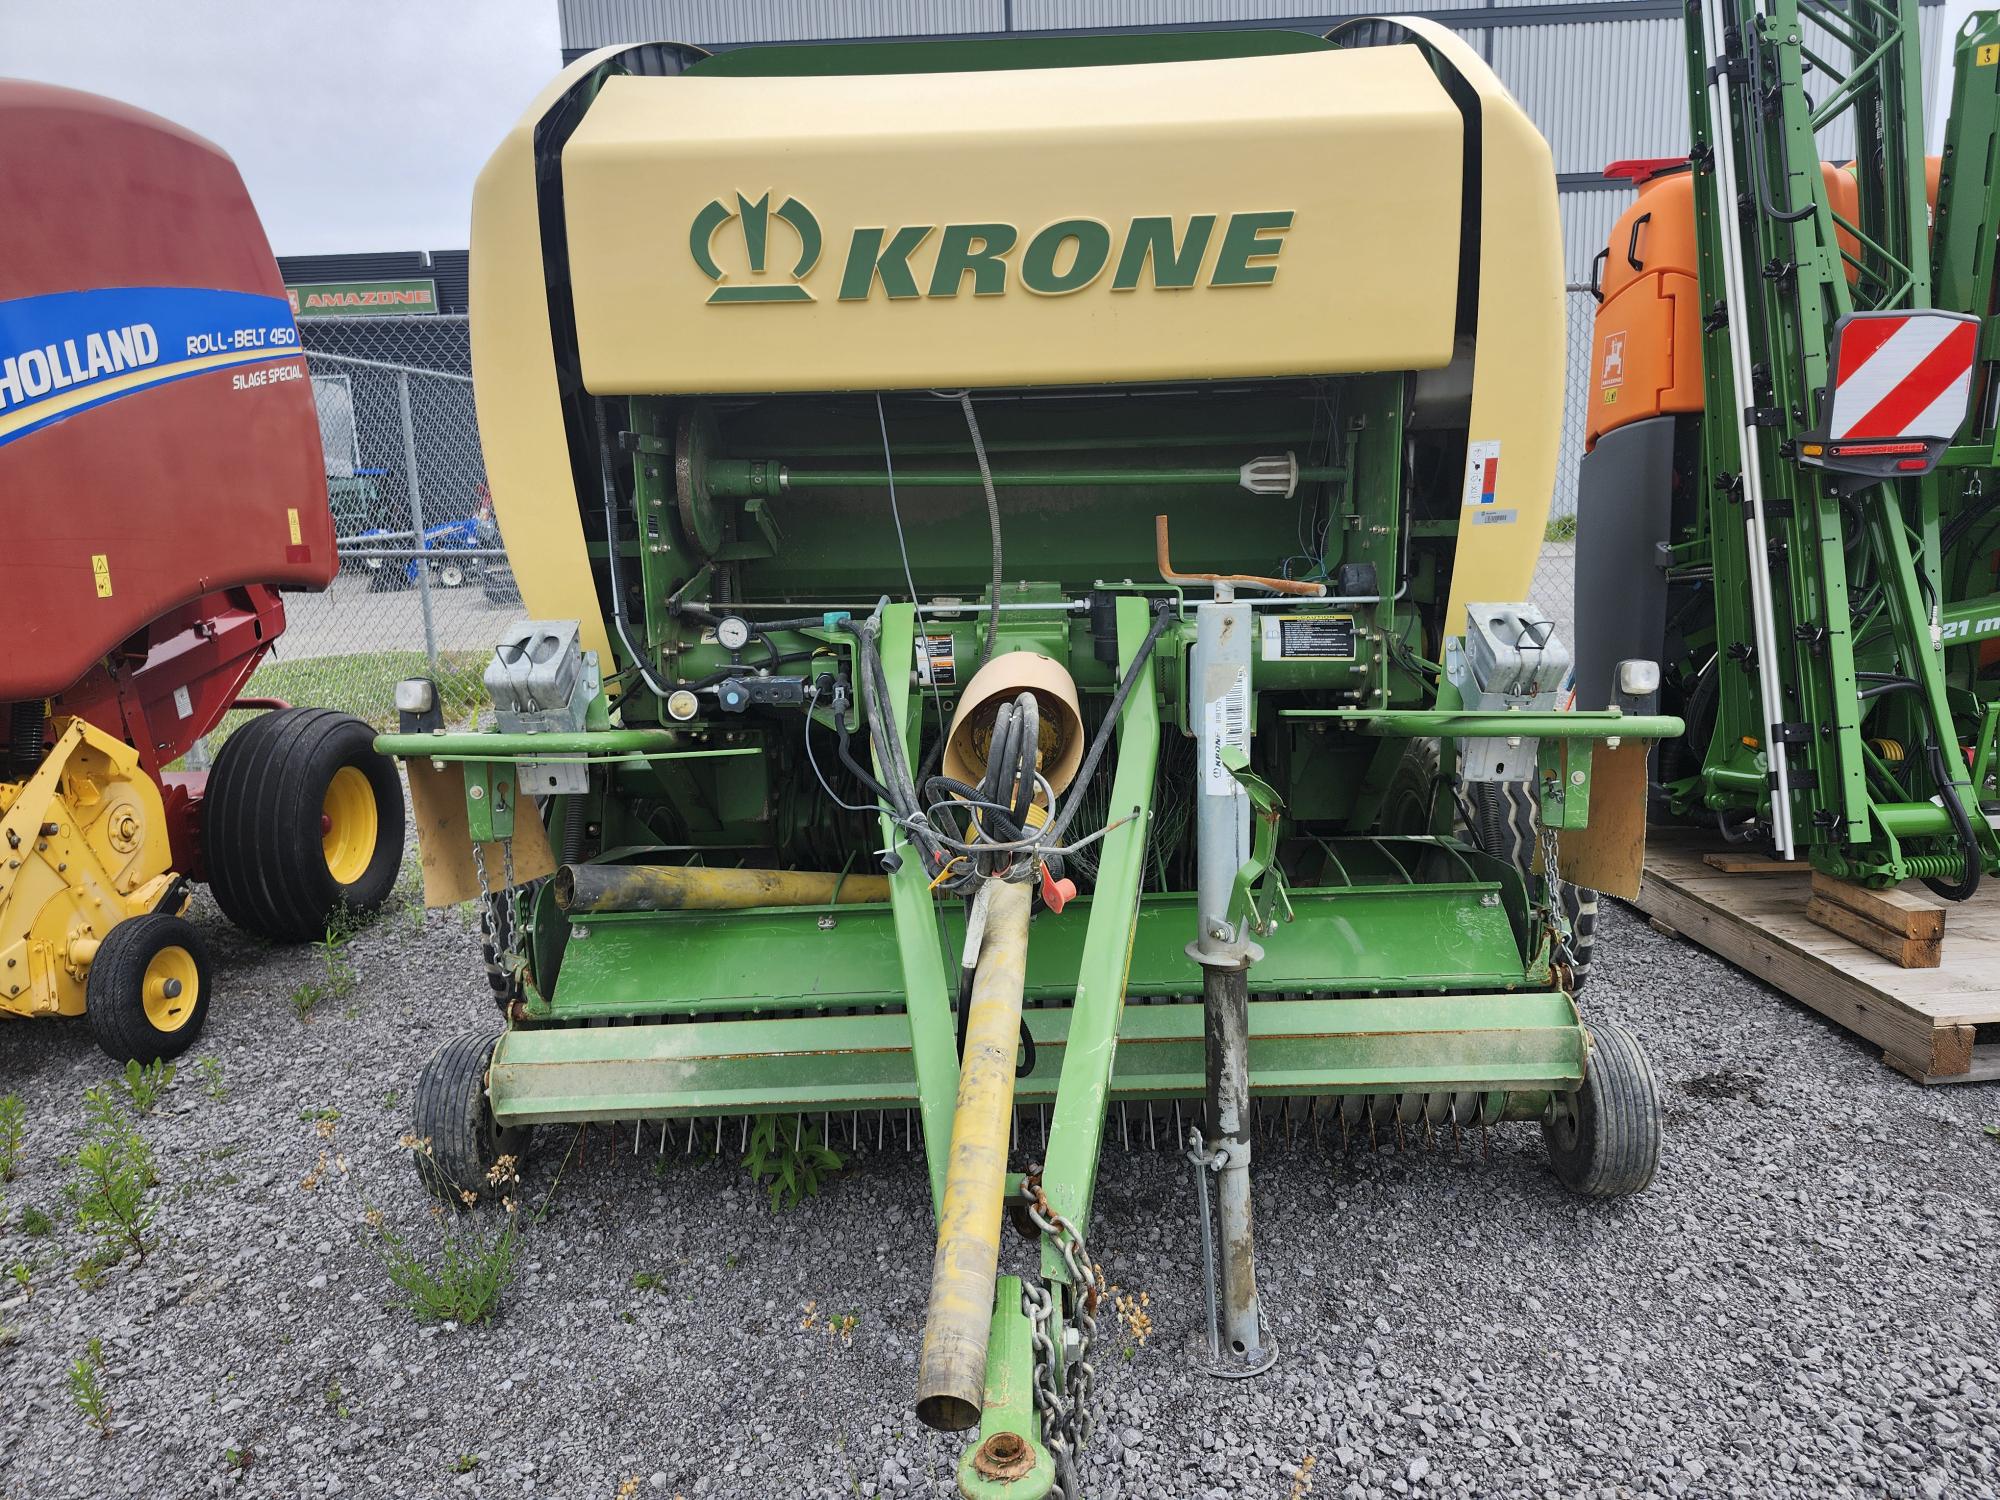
91,553 -> 112,598
287,507 -> 303,545
1980,43 -> 1999,66
1603,387 -> 1620,405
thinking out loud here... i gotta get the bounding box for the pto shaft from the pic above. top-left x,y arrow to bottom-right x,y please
916,878 -> 1033,1432
555,863 -> 889,913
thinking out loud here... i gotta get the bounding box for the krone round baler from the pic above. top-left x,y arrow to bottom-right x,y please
383,22 -> 1684,1496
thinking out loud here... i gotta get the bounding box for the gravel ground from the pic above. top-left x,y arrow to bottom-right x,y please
1,894 -> 1997,1500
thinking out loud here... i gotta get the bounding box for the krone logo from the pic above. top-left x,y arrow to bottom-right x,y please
690,192 -> 822,304
689,195 -> 1293,306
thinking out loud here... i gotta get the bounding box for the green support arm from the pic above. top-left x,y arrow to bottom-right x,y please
1036,596 -> 1161,1285
873,603 -> 961,1213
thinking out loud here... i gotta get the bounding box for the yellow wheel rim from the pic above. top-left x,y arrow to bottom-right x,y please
141,945 -> 200,1033
322,765 -> 379,886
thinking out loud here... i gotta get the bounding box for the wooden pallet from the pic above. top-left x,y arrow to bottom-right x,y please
1633,832 -> 2000,1083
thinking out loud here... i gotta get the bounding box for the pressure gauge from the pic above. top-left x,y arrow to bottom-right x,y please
716,615 -> 752,651
665,689 -> 700,722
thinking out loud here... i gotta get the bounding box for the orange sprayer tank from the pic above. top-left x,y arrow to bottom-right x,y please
1585,158 -> 1934,449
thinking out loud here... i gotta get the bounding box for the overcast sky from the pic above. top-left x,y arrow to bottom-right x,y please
0,1 -> 561,256
1,1 -> 1992,256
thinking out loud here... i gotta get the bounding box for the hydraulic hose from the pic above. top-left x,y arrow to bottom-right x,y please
593,401 -> 675,702
1922,738 -> 1983,903
1045,603 -> 1173,845
957,391 -> 1005,672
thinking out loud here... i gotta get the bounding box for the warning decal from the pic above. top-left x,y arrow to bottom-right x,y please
915,633 -> 956,687
1464,438 -> 1504,524
1261,614 -> 1356,661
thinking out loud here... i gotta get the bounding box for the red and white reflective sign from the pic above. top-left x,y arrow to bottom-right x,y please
1827,310 -> 1979,443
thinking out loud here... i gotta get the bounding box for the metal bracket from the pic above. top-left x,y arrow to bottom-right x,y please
1220,746 -> 1292,938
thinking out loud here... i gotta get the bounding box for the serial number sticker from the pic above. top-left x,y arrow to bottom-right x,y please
1202,666 -> 1250,796
915,633 -> 956,687
1469,509 -> 1519,526
173,685 -> 194,719
1261,614 -> 1356,662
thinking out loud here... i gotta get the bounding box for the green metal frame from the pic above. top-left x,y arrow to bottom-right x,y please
1668,0 -> 2000,887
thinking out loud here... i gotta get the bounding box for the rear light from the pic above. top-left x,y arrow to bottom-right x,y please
1829,441 -> 1927,457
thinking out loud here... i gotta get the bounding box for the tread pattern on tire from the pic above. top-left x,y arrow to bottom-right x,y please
86,912 -> 212,1064
1462,777 -> 1597,987
1543,1018 -> 1661,1199
205,707 -> 406,943
411,1030 -> 528,1205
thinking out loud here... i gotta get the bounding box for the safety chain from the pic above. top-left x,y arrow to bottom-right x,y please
1020,1165 -> 1106,1500
1537,811 -> 1575,987
469,835 -> 520,1018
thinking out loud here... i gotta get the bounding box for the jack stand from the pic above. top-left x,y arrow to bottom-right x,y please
1185,587 -> 1279,1380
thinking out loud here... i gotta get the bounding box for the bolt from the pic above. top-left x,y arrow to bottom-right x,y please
161,978 -> 182,999
1570,770 -> 1586,786
817,914 -> 836,931
972,1432 -> 1035,1483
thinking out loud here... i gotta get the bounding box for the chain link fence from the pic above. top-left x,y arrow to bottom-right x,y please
203,316 -> 509,749
216,297 -> 1599,743
1526,285 -> 1597,648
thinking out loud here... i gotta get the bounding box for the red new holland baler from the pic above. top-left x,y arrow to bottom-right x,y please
0,81 -> 403,1061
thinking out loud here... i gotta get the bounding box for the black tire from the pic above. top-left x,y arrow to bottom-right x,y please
1379,739 -> 1444,836
205,707 -> 405,943
85,913 -> 212,1064
1542,1018 -> 1661,1198
1461,778 -> 1598,988
411,1030 -> 530,1206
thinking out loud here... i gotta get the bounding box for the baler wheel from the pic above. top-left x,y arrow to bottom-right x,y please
1541,1019 -> 1661,1198
411,1029 -> 530,1206
205,707 -> 406,943
1462,777 -> 1598,989
85,913 -> 213,1063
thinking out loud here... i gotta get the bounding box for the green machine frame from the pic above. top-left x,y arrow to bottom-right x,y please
1644,0 -> 2000,891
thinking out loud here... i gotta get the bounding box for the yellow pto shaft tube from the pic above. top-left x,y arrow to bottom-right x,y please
915,877 -> 1033,1432
555,863 -> 890,913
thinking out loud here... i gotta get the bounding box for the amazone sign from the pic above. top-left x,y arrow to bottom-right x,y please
690,192 -> 1291,305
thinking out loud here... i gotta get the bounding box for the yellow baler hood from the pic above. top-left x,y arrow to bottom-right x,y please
559,46 -> 1464,394
470,26 -> 1567,656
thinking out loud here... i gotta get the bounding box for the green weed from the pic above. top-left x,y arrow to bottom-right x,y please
375,1220 -> 518,1326
742,1115 -> 844,1211
63,1087 -> 157,1266
0,1094 -> 24,1180
117,1059 -> 174,1114
196,1057 -> 227,1102
19,1205 -> 51,1236
68,1340 -> 111,1436
289,980 -> 325,1021
451,1455 -> 480,1474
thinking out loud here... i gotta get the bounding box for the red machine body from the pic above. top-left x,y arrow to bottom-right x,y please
0,82 -> 335,878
